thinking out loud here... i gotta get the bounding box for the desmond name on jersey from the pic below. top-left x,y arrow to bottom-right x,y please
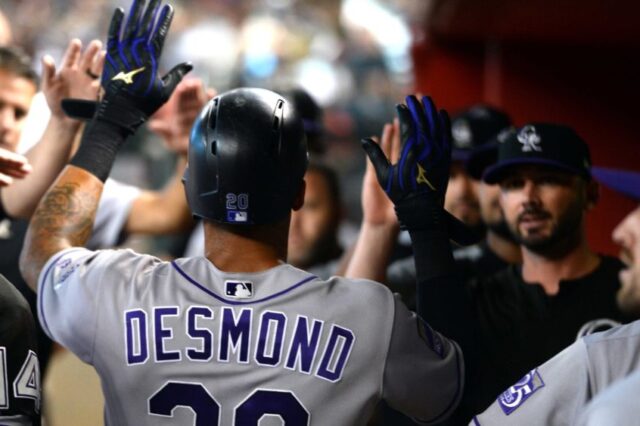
124,306 -> 355,382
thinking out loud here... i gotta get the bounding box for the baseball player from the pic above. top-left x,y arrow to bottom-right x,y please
471,168 -> 640,425
0,274 -> 40,425
19,1 -> 463,424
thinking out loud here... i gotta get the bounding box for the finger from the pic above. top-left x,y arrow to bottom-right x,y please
406,95 -> 429,146
0,166 -> 31,178
40,55 -> 56,90
380,123 -> 393,159
107,7 -> 125,47
91,50 -> 107,78
206,88 -> 217,100
0,149 -> 29,166
150,4 -> 174,57
61,39 -> 82,70
0,173 -> 12,187
361,137 -> 391,190
137,0 -> 160,40
395,104 -> 414,153
160,62 -> 193,98
391,118 -> 401,164
123,0 -> 145,41
79,40 -> 102,73
421,96 -> 441,141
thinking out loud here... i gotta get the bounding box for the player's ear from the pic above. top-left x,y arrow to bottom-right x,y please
292,180 -> 306,211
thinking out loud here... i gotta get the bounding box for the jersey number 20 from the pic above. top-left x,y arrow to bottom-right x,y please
149,382 -> 309,425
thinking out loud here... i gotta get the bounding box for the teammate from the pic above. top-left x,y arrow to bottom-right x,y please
0,274 -> 40,425
20,1 -> 463,424
287,161 -> 344,278
446,105 -> 511,234
471,167 -> 640,425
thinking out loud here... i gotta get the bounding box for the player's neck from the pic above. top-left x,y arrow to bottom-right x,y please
203,220 -> 289,272
486,231 -> 522,265
521,234 -> 600,295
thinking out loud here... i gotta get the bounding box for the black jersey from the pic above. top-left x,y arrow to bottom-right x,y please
473,257 -> 627,410
415,247 -> 627,424
0,274 -> 40,425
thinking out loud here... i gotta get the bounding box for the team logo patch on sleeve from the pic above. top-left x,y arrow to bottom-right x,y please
225,281 -> 253,299
498,368 -> 545,415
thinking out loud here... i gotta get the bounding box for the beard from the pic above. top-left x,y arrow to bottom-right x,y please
487,218 -> 516,242
509,198 -> 584,256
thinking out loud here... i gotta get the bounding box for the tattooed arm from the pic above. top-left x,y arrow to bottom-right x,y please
19,166 -> 103,291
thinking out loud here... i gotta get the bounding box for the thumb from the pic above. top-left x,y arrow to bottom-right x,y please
161,62 -> 193,98
361,137 -> 391,189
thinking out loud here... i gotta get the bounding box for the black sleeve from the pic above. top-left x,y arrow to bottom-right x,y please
0,274 -> 41,424
409,229 -> 487,424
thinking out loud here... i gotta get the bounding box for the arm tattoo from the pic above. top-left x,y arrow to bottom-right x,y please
20,169 -> 102,289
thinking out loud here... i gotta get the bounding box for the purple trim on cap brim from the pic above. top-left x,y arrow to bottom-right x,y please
483,157 -> 588,184
592,166 -> 640,201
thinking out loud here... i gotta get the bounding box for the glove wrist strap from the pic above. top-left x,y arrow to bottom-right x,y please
394,193 -> 446,231
95,90 -> 149,134
69,119 -> 128,182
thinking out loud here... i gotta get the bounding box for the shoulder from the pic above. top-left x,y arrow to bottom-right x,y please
324,276 -> 396,309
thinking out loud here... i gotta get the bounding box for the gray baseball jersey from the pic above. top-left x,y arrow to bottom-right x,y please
38,247 -> 463,425
471,320 -> 640,425
575,367 -> 640,426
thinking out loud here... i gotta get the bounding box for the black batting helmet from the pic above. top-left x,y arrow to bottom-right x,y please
183,88 -> 308,225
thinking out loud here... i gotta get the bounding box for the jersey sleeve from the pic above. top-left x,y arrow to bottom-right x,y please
87,178 -> 141,250
575,369 -> 640,426
382,294 -> 464,424
37,247 -> 156,364
471,338 -> 590,425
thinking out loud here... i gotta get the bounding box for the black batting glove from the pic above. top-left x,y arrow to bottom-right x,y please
62,0 -> 192,134
362,95 -> 480,245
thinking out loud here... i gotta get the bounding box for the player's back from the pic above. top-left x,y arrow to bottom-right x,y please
39,248 -> 463,425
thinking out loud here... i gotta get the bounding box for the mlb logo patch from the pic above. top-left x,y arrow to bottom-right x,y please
498,368 -> 545,415
227,211 -> 248,223
225,281 -> 253,299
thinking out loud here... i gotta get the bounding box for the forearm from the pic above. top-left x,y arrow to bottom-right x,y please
19,165 -> 103,290
125,156 -> 193,234
344,222 -> 399,282
1,117 -> 80,219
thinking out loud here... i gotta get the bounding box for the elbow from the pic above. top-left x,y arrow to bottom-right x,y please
18,233 -> 43,292
18,241 -> 38,291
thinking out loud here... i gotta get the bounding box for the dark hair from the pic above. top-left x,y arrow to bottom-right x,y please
0,46 -> 39,88
307,160 -> 341,209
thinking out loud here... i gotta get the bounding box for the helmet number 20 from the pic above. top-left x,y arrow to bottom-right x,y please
226,193 -> 249,210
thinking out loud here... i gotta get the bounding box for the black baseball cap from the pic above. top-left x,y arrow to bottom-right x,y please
592,167 -> 640,200
450,105 -> 511,162
465,127 -> 516,180
482,123 -> 592,184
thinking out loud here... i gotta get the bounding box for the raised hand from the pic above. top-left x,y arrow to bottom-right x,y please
41,38 -> 104,119
361,95 -> 479,245
361,120 -> 400,227
362,95 -> 452,230
148,78 -> 215,155
0,147 -> 31,186
62,0 -> 192,134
